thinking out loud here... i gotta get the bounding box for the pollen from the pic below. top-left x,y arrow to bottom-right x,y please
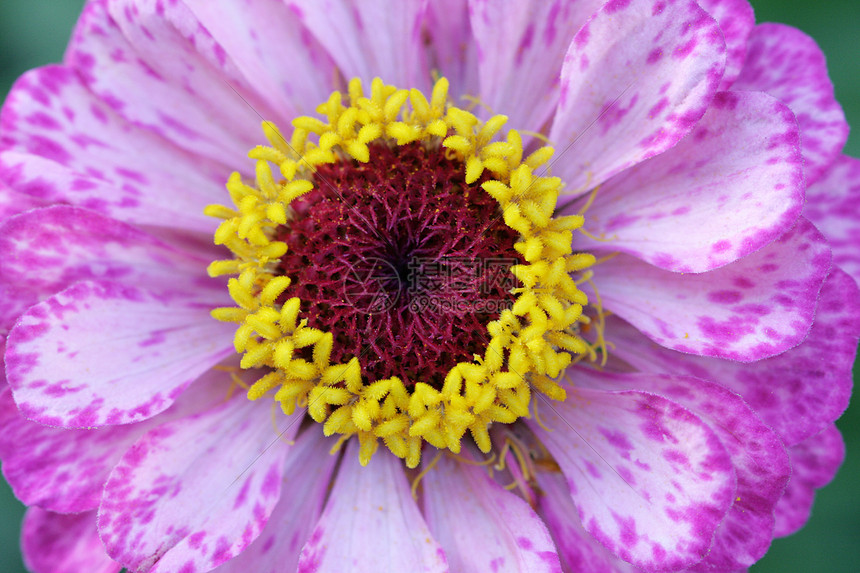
206,77 -> 596,468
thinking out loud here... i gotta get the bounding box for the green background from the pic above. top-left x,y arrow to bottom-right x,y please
0,1 -> 857,571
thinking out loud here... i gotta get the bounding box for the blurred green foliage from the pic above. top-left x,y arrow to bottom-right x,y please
0,1 -> 857,572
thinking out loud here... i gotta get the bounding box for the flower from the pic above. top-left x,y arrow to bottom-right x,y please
0,1 -> 857,572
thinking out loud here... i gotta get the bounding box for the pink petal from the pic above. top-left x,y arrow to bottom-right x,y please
733,24 -> 848,185
99,396 -> 299,572
594,217 -> 831,361
772,425 -> 845,537
606,266 -> 859,446
0,65 -> 230,235
577,90 -> 803,272
424,0 -> 479,100
6,279 -> 233,427
0,371 -> 227,513
182,0 -> 337,118
287,0 -> 429,90
297,442 -> 448,572
468,0 -> 603,133
578,370 -> 790,571
212,428 -> 339,573
536,471 -> 636,573
65,0 -> 268,165
21,508 -> 120,573
527,382 -> 736,571
421,454 -> 562,572
0,180 -> 45,219
804,155 -> 860,285
696,0 -> 755,90
0,205 -> 214,332
550,0 -> 726,193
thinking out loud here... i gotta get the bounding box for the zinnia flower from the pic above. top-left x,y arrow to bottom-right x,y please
1,0 -> 858,572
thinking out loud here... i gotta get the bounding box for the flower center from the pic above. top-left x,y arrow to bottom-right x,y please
276,141 -> 521,387
206,78 -> 597,468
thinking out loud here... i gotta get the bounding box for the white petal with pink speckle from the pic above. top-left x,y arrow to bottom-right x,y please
468,0 -> 604,134
99,397 -> 299,572
287,0 -> 429,91
577,90 -> 803,273
6,280 -> 234,427
297,443 -> 448,572
422,454 -> 562,572
528,384 -> 735,571
594,218 -> 831,362
550,0 -> 726,194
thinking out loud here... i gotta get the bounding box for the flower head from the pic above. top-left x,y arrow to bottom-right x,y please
0,1 -> 858,572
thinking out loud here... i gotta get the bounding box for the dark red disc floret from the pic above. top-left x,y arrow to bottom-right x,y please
276,142 -> 521,388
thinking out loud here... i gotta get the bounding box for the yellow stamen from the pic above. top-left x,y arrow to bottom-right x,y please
411,450 -> 443,500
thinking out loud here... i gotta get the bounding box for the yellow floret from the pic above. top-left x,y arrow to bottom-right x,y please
205,77 -> 597,468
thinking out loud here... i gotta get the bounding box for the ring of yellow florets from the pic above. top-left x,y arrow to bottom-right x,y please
206,77 -> 596,468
